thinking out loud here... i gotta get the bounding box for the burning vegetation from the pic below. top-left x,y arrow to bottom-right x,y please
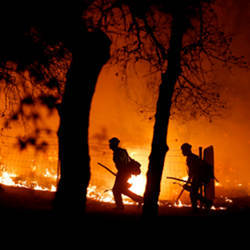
0,141 -> 240,212
0,0 -> 249,216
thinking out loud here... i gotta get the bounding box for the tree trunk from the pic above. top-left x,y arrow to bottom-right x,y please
143,14 -> 186,217
54,26 -> 110,213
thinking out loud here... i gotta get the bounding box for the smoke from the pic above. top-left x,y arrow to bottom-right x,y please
91,127 -> 109,144
89,0 -> 250,199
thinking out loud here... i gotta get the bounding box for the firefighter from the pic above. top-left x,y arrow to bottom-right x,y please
181,143 -> 212,212
109,137 -> 143,210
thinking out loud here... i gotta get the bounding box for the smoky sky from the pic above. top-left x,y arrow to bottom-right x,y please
89,0 -> 250,197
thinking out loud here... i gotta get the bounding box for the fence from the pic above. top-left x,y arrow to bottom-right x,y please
0,134 -> 191,201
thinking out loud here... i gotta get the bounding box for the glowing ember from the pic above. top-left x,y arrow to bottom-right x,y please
173,200 -> 191,208
174,200 -> 183,207
225,197 -> 233,203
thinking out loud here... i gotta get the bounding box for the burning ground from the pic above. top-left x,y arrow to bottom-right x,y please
0,0 -> 249,223
0,165 -> 249,217
0,117 -> 249,218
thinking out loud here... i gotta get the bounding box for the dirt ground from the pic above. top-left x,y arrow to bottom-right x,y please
0,183 -> 249,241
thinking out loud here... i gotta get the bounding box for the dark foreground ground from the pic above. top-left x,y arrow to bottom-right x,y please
0,184 -> 249,244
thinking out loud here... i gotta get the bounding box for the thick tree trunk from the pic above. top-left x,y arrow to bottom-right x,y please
143,14 -> 186,217
54,26 -> 110,213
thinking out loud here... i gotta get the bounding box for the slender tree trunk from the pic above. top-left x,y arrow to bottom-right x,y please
143,14 -> 186,217
54,25 -> 110,213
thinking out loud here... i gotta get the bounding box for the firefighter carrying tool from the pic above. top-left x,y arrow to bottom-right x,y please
167,177 -> 191,204
167,176 -> 212,210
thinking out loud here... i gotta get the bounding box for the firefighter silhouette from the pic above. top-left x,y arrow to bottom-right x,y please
181,143 -> 213,211
109,137 -> 143,210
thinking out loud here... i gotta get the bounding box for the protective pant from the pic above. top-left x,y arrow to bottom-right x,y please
112,172 -> 143,209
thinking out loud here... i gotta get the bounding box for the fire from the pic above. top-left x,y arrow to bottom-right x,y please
128,175 -> 146,196
87,185 -> 114,203
0,168 -> 230,211
87,175 -> 147,205
0,168 -> 144,205
0,169 -> 57,191
173,200 -> 192,208
0,171 -> 16,186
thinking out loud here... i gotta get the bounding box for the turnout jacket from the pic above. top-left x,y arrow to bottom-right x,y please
113,147 -> 130,173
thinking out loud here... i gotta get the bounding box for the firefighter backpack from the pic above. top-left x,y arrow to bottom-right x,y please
127,158 -> 141,175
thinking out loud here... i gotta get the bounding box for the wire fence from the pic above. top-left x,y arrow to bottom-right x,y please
0,134 -> 192,200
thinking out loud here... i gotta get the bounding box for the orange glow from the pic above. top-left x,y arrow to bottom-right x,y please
0,168 -> 234,210
128,174 -> 146,196
0,169 -> 57,191
0,1 -> 249,211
